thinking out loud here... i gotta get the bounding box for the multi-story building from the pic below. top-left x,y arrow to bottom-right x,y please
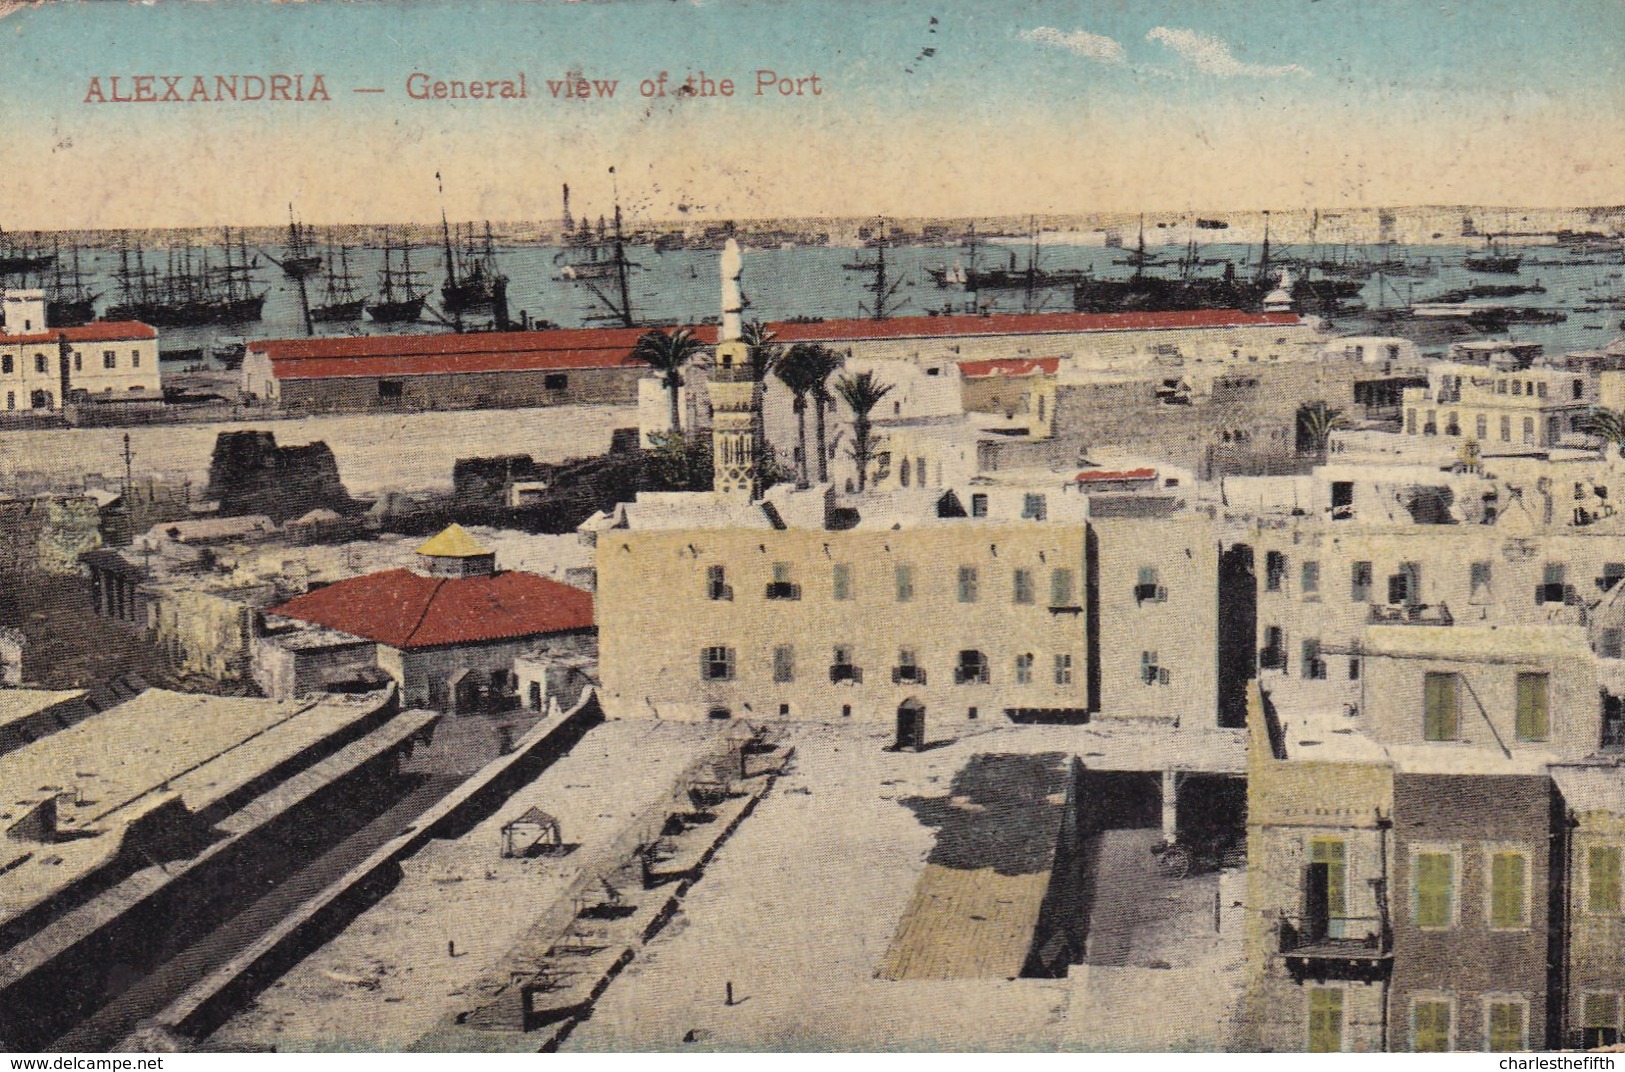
1400,342 -> 1594,450
0,291 -> 159,413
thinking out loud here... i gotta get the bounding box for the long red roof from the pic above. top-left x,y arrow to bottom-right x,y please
255,310 -> 1301,381
269,568 -> 594,649
0,322 -> 157,346
958,356 -> 1063,379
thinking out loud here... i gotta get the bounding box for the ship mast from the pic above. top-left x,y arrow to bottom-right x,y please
845,217 -> 904,321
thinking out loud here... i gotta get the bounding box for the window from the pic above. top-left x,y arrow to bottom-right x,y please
102,349 -> 116,370
706,564 -> 732,601
1302,639 -> 1327,680
971,493 -> 988,518
1308,988 -> 1343,1053
1406,409 -> 1417,435
1413,998 -> 1452,1052
545,373 -> 568,390
957,565 -> 979,603
1141,650 -> 1168,685
1599,563 -> 1625,593
1487,1000 -> 1526,1052
1301,561 -> 1320,597
1590,846 -> 1622,914
72,352 -> 81,372
832,563 -> 853,601
1311,838 -> 1348,937
899,458 -> 911,487
1022,493 -> 1047,520
830,645 -> 861,684
1575,379 -> 1587,401
1414,851 -> 1456,928
1261,626 -> 1286,670
767,562 -> 801,600
1049,568 -> 1076,608
131,350 -> 140,368
1054,653 -> 1073,685
1015,652 -> 1033,685
895,564 -> 914,602
1476,413 -> 1488,440
955,649 -> 989,685
1351,561 -> 1372,602
1537,564 -> 1567,605
1500,415 -> 1512,442
1012,568 -> 1034,604
0,355 -> 10,374
1349,656 -> 1361,681
378,379 -> 403,400
34,353 -> 47,374
1489,851 -> 1528,929
773,645 -> 795,683
4,392 -> 11,410
1470,561 -> 1492,596
1514,673 -> 1549,742
701,646 -> 735,681
1523,417 -> 1535,445
1424,673 -> 1459,741
1537,381 -> 1548,399
894,649 -> 923,684
1265,551 -> 1286,592
1582,993 -> 1621,1049
1132,566 -> 1165,604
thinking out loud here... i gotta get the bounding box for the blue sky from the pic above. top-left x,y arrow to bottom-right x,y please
2,0 -> 1621,226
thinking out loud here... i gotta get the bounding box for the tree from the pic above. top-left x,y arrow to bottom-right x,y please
834,370 -> 895,492
1577,407 -> 1625,459
631,327 -> 705,435
1296,401 -> 1347,460
643,430 -> 712,491
741,320 -> 778,455
772,343 -> 828,489
802,345 -> 846,484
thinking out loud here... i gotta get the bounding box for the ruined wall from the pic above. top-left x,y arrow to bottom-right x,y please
204,431 -> 359,524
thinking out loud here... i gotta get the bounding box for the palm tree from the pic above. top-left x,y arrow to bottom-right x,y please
631,327 -> 705,435
742,321 -> 778,458
1296,401 -> 1347,460
834,370 -> 894,492
1577,406 -> 1625,459
772,344 -> 825,489
799,345 -> 846,484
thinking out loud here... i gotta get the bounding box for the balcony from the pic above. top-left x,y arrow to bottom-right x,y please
891,666 -> 928,685
1279,915 -> 1393,984
1368,602 -> 1453,626
765,582 -> 802,601
829,665 -> 863,685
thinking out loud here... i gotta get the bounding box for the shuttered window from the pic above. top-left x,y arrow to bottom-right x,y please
1424,673 -> 1459,741
1487,1002 -> 1525,1052
1311,838 -> 1347,938
1307,988 -> 1343,1053
1414,851 -> 1455,928
1589,846 -> 1622,914
1413,999 -> 1452,1052
1515,672 -> 1549,741
1489,852 -> 1527,929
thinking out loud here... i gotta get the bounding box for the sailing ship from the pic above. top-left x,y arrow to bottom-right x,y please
311,237 -> 368,322
440,219 -> 507,315
558,194 -> 638,328
1464,234 -> 1522,274
0,230 -> 54,278
365,229 -> 427,323
266,205 -> 322,280
37,237 -> 98,326
105,229 -> 266,326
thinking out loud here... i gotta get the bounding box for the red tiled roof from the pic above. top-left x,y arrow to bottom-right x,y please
269,568 -> 593,649
1075,467 -> 1158,483
957,356 -> 1063,379
255,310 -> 1299,382
0,321 -> 157,346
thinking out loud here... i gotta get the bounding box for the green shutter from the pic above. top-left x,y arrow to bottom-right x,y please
1488,1002 -> 1525,1052
1308,988 -> 1343,1053
1424,673 -> 1458,741
1515,673 -> 1549,741
1590,846 -> 1622,914
1415,852 -> 1454,928
1413,999 -> 1451,1052
1311,839 -> 1347,935
1490,852 -> 1526,929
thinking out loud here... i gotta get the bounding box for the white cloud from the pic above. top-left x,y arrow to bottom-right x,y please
1019,27 -> 1126,66
1147,26 -> 1310,78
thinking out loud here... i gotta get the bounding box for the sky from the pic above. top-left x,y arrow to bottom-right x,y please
1,0 -> 1622,228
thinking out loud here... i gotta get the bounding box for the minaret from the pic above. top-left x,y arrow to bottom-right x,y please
708,239 -> 759,499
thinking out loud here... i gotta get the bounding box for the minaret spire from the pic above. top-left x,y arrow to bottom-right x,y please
708,238 -> 760,499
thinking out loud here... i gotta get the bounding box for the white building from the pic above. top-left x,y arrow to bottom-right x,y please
0,291 -> 159,413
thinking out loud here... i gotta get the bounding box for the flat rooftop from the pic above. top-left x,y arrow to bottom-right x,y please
210,719 -> 731,1052
0,689 -> 393,927
0,689 -> 86,734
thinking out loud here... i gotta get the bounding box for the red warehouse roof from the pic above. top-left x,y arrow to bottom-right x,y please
269,568 -> 594,649
1074,467 -> 1158,483
957,356 -> 1063,379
